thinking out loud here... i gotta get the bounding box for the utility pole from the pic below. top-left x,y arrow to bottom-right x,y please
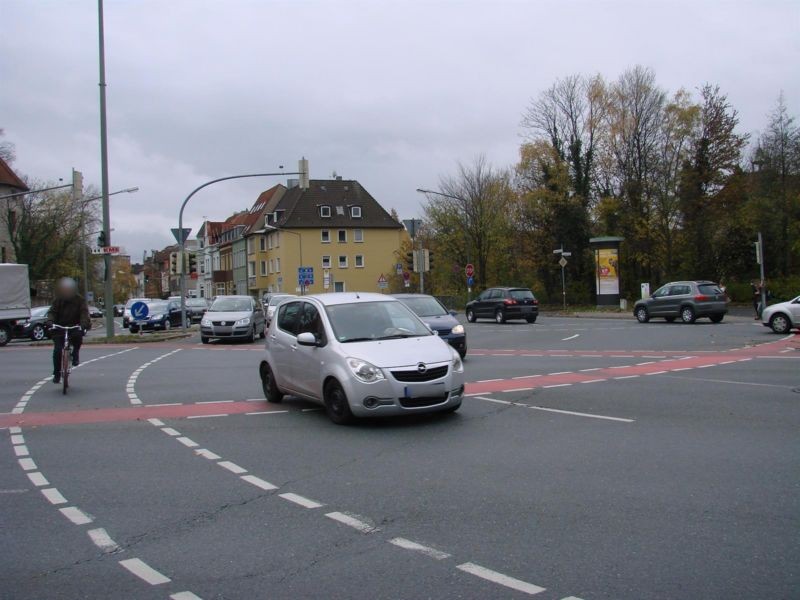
756,232 -> 767,315
98,0 -> 114,338
553,245 -> 572,312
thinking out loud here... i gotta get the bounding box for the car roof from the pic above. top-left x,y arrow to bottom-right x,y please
392,294 -> 434,299
663,280 -> 717,285
213,295 -> 253,299
303,292 -> 398,307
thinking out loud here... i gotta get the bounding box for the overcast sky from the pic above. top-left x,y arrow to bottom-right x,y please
2,0 -> 798,261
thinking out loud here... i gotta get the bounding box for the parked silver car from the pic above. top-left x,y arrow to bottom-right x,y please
259,293 -> 465,424
265,293 -> 296,325
200,295 -> 266,343
761,294 -> 800,333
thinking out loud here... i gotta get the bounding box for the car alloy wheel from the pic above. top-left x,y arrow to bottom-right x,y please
164,320 -> 171,331
31,324 -> 46,341
635,307 -> 649,323
770,314 -> 790,334
466,309 -> 476,323
681,306 -> 696,324
495,309 -> 506,324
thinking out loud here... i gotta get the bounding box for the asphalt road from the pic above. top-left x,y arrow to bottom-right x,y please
1,315 -> 798,599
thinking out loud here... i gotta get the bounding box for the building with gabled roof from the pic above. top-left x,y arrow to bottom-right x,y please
0,157 -> 28,263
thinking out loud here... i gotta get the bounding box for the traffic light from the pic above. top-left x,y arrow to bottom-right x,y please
188,252 -> 197,275
406,250 -> 416,272
71,169 -> 83,202
97,231 -> 106,247
424,249 -> 434,271
169,252 -> 178,275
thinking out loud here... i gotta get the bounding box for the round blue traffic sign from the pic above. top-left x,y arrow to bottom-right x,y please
467,276 -> 474,287
130,301 -> 149,321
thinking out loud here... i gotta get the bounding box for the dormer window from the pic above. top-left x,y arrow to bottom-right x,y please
336,206 -> 345,216
320,205 -> 331,218
350,206 -> 362,218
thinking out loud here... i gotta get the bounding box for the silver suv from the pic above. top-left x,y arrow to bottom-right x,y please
259,293 -> 465,424
634,281 -> 728,324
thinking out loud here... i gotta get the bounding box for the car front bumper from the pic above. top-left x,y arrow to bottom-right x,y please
342,364 -> 465,418
201,324 -> 252,338
436,332 -> 467,355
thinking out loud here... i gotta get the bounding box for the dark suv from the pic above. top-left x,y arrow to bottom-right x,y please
633,281 -> 728,324
466,287 -> 539,324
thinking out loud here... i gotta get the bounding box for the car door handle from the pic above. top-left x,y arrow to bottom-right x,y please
290,345 -> 297,351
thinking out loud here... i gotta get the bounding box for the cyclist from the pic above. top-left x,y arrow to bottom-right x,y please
47,278 -> 91,384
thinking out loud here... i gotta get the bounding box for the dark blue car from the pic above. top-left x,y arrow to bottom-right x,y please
393,294 -> 467,358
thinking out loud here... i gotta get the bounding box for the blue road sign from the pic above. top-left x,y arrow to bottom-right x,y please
297,266 -> 314,285
130,301 -> 149,321
467,276 -> 474,287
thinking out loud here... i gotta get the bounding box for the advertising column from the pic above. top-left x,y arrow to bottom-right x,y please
589,236 -> 624,307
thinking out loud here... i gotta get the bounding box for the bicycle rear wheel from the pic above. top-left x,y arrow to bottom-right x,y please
61,345 -> 71,395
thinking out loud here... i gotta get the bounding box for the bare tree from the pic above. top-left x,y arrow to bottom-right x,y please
0,129 -> 15,165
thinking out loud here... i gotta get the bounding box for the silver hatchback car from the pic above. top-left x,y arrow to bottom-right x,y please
259,293 -> 465,424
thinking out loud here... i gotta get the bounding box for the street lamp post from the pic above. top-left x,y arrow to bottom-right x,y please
263,225 -> 304,295
97,0 -> 114,338
177,161 -> 308,332
553,245 -> 572,311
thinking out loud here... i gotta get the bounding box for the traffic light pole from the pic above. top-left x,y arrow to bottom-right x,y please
97,0 -> 114,338
757,232 -> 767,314
177,167 -> 306,332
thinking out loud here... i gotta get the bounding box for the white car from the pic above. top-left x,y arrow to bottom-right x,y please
259,293 -> 465,424
762,295 -> 800,334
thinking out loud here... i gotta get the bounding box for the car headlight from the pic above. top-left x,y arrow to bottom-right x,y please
451,324 -> 464,335
150,314 -> 164,320
346,358 -> 385,383
451,349 -> 464,373
234,317 -> 251,326
201,318 -> 212,326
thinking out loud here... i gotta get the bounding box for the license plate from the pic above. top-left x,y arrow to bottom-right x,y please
404,382 -> 446,398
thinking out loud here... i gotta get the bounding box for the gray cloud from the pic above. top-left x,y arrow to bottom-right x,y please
2,0 -> 798,260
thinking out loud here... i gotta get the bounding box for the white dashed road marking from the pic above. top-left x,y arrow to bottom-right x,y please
456,562 -> 546,595
27,472 -> 49,487
389,537 -> 451,560
325,511 -> 379,533
218,461 -> 247,474
561,334 -> 580,341
119,558 -> 171,585
279,493 -> 324,509
241,475 -> 277,491
171,593 -> 204,600
59,506 -> 94,525
41,488 -> 68,505
88,528 -> 120,552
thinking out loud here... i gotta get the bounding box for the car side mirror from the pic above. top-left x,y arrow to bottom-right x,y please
297,332 -> 318,347
449,310 -> 457,317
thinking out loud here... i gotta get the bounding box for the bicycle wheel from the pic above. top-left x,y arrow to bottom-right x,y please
62,345 -> 71,395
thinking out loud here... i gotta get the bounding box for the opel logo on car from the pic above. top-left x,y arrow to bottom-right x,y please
417,363 -> 427,373
221,321 -> 226,326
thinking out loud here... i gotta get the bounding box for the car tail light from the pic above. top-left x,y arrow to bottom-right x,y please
533,299 -> 539,305
504,299 -> 517,305
694,294 -> 710,301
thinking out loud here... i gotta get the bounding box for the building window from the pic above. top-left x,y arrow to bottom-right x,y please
353,229 -> 363,242
350,206 -> 362,218
268,234 -> 273,249
247,238 -> 254,254
336,206 -> 345,216
275,258 -> 281,272
338,230 -> 347,243
322,255 -> 331,269
248,261 -> 256,277
260,260 -> 267,276
354,255 -> 364,268
321,230 -> 330,243
269,259 -> 274,273
259,236 -> 266,251
334,281 -> 345,292
320,205 -> 331,218
338,255 -> 348,268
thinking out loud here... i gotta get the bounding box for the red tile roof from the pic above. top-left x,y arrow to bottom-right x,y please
0,157 -> 28,191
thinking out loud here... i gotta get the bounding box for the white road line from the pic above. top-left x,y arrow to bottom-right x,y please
610,355 -> 634,358
475,396 -> 512,405
562,334 -> 580,341
300,408 -> 323,412
218,461 -> 247,474
196,400 -> 235,404
636,361 -> 656,365
646,371 -> 668,375
662,375 -> 795,389
719,360 -> 737,365
11,408 -> 24,414
148,402 -> 182,407
279,492 -> 324,509
9,426 -> 21,434
696,364 -> 714,368
171,593 -> 203,600
580,379 -> 607,384
608,365 -> 630,369
579,368 -> 601,372
147,418 -> 165,426
119,558 -> 171,585
88,528 -> 120,552
389,537 -> 451,560
477,378 -> 504,383
10,434 -> 24,445
27,472 -> 49,487
561,597 -> 586,600
503,387 -> 534,393
59,506 -> 93,525
549,371 -> 573,375
543,383 -> 572,388
738,357 -> 753,362
186,414 -> 228,419
13,445 -> 29,457
176,437 -> 199,448
41,488 -> 68,505
325,511 -> 379,533
456,562 -> 545,595
194,449 -> 221,460
240,475 -> 278,490
614,375 -> 639,380
671,367 -> 691,372
18,458 -> 36,471
161,427 -> 181,436
512,374 -> 541,380
530,405 -> 634,423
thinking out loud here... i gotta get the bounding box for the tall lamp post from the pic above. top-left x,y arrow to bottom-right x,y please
263,225 -> 304,295
177,159 -> 308,331
553,245 -> 572,311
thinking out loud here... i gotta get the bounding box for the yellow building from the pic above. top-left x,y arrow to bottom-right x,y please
246,179 -> 407,297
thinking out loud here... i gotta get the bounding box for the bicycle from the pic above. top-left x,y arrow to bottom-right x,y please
51,324 -> 83,395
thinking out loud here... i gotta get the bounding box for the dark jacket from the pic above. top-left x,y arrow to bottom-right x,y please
48,295 -> 91,330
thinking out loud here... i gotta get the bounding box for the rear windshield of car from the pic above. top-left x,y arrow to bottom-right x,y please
31,306 -> 50,317
399,296 -> 448,317
510,289 -> 535,300
186,299 -> 207,307
698,284 -> 722,295
209,298 -> 252,312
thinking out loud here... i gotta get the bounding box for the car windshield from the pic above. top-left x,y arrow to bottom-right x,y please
146,302 -> 169,313
31,306 -> 50,317
698,284 -> 722,295
210,298 -> 252,312
186,299 -> 207,307
325,300 -> 431,343
510,289 -> 535,300
398,296 -> 448,317
269,295 -> 293,306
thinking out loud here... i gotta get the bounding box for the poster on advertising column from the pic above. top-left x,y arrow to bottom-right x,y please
596,248 -> 620,295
